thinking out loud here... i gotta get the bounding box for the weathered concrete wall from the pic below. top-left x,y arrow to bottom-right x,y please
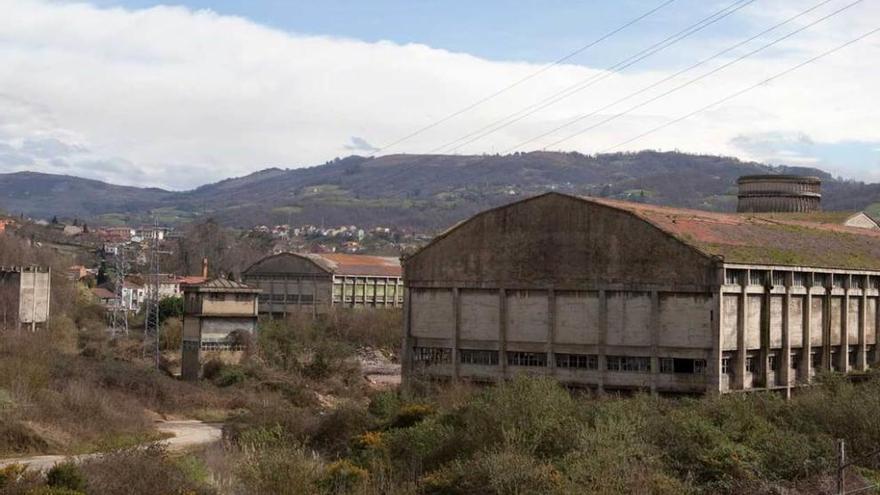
506,290 -> 549,343
183,316 -> 200,340
460,290 -> 499,341
848,298 -> 860,345
722,295 -> 738,351
405,193 -> 717,289
411,288 -> 453,339
811,297 -> 824,346
554,291 -> 600,345
746,295 -> 762,350
18,270 -> 50,324
868,298 -> 877,343
658,294 -> 713,348
606,292 -> 650,347
201,297 -> 257,316
789,296 -> 804,347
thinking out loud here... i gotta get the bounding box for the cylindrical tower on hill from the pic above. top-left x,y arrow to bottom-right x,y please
736,175 -> 822,213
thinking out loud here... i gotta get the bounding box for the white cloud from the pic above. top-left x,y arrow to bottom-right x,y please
0,0 -> 878,189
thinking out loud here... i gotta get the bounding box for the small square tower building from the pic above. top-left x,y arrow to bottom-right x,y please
181,278 -> 260,380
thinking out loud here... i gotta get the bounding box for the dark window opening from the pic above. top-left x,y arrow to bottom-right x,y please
460,349 -> 499,366
725,269 -> 745,286
607,355 -> 651,372
413,347 -> 451,366
555,353 -> 598,370
772,272 -> 786,287
507,352 -> 547,367
768,352 -> 779,372
790,352 -> 801,370
659,358 -> 707,375
746,355 -> 760,374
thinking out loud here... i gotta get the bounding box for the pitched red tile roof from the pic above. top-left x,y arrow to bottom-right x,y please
91,287 -> 116,299
584,195 -> 880,271
306,253 -> 402,277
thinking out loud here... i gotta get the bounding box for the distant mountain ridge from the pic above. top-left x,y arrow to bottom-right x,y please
0,151 -> 878,230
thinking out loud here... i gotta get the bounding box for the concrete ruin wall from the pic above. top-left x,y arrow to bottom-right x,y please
403,193 -> 721,393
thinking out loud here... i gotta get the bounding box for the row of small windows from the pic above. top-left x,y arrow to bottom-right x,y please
205,293 -> 254,302
725,270 -> 879,289
258,294 -> 315,304
720,346 -> 877,375
413,348 -> 706,374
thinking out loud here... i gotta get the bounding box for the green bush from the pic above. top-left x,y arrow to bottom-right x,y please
235,444 -> 323,495
420,448 -> 564,495
213,366 -> 247,388
319,459 -> 369,493
46,462 -> 85,491
390,404 -> 435,429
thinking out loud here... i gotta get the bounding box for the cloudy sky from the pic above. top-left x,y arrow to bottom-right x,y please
0,0 -> 878,189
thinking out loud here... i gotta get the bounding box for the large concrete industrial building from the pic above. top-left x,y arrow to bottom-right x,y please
0,266 -> 51,331
242,253 -> 403,316
401,189 -> 880,394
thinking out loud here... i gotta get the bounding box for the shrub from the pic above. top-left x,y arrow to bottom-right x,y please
159,318 -> 182,351
310,402 -> 375,457
420,448 -> 563,495
46,461 -> 85,491
213,366 -> 247,388
320,459 -> 370,493
390,404 -> 435,429
235,444 -> 323,495
455,375 -> 580,458
202,358 -> 225,381
78,444 -> 214,495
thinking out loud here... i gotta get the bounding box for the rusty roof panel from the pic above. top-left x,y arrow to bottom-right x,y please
305,253 -> 402,277
586,196 -> 880,270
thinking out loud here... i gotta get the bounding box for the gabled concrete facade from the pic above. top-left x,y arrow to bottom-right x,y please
402,193 -> 880,395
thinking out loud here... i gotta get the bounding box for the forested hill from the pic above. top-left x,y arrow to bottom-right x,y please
1,151 -> 878,230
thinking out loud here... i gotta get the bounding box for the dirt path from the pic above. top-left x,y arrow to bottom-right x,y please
0,420 -> 222,472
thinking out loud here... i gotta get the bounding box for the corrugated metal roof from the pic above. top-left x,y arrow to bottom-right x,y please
305,253 -> 402,277
182,278 -> 260,293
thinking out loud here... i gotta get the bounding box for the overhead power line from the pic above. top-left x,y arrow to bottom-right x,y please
505,0 -> 838,153
433,0 -> 758,154
531,0 -> 865,152
599,25 -> 880,153
374,0 -> 678,153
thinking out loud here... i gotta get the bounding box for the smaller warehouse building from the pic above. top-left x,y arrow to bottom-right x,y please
242,253 -> 403,316
0,266 -> 51,331
181,278 -> 260,381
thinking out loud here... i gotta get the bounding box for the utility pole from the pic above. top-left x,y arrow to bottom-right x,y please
837,438 -> 846,495
143,219 -> 170,369
110,246 -> 129,337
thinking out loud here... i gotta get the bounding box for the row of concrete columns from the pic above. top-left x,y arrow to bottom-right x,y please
727,275 -> 879,393
335,276 -> 402,308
